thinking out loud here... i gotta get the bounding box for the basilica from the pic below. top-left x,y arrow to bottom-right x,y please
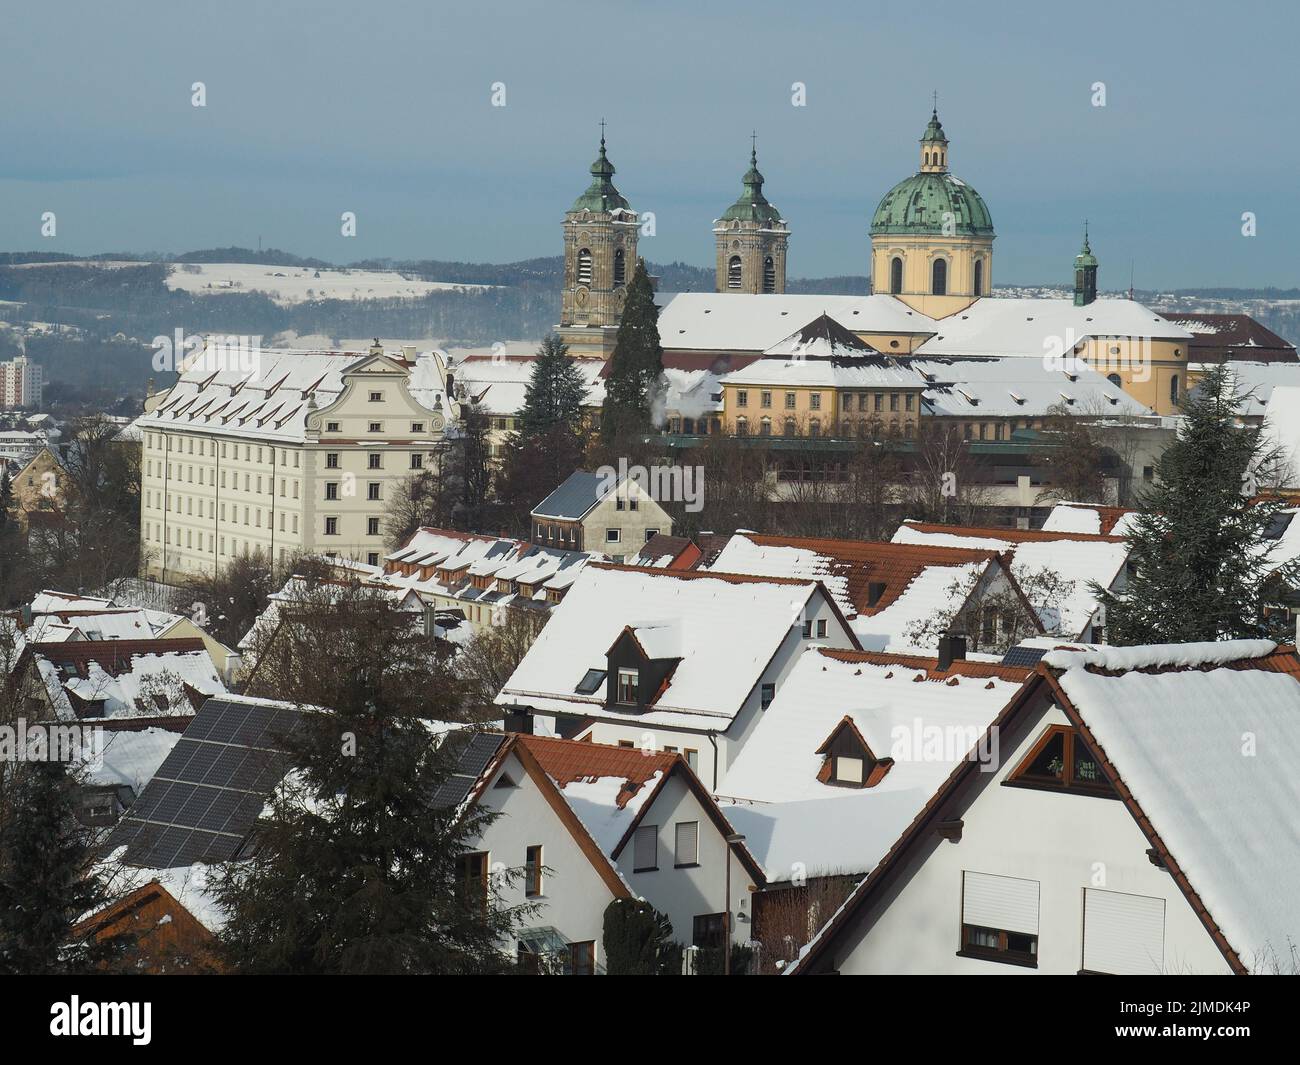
554,111 -> 1192,416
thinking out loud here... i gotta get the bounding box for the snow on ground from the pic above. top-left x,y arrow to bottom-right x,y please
165,263 -> 494,305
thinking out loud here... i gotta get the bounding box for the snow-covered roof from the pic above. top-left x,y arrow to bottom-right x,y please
915,297 -> 1190,358
705,532 -> 1008,654
497,565 -> 841,727
84,726 -> 184,792
655,292 -> 938,352
719,648 -> 1027,881
911,356 -> 1153,417
30,639 -> 226,721
891,521 -> 1130,638
721,647 -> 1027,804
1263,385 -> 1300,488
1203,360 -> 1300,419
136,347 -> 454,444
452,354 -> 605,416
1044,640 -> 1300,970
1041,502 -> 1139,536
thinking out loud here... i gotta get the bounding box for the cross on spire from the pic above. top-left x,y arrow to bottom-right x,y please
932,90 -> 938,114
599,117 -> 606,147
751,129 -> 758,165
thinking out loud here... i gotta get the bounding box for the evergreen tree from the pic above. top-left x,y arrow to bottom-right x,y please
0,759 -> 125,974
602,897 -> 681,975
518,333 -> 589,438
600,259 -> 665,447
1094,364 -> 1300,643
499,335 -> 591,530
214,582 -> 530,973
0,468 -> 27,610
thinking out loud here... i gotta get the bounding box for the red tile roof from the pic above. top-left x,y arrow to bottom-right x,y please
516,734 -> 679,808
903,521 -> 1126,544
818,646 -> 1034,684
716,533 -> 1006,616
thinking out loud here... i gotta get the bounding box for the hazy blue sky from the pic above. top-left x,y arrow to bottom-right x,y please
2,0 -> 1296,288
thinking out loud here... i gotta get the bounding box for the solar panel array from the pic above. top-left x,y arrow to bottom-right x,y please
1000,644 -> 1049,668
430,731 -> 506,809
107,697 -> 300,869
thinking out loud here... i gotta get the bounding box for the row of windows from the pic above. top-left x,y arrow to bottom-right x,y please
735,416 -> 918,440
887,256 -> 984,298
735,390 -> 915,413
726,254 -> 777,293
324,451 -> 426,471
575,247 -> 627,286
632,820 -> 701,872
147,503 -> 302,532
321,419 -> 427,434
145,434 -> 303,468
147,462 -> 304,498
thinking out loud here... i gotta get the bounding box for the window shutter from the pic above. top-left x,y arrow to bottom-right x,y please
633,825 -> 658,870
1083,889 -> 1165,974
675,821 -> 699,865
962,871 -> 1039,935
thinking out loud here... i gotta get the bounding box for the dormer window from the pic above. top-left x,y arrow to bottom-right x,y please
616,668 -> 639,705
1006,724 -> 1116,797
816,716 -> 893,789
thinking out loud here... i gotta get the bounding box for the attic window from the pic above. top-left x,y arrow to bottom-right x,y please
816,717 -> 893,789
575,668 -> 606,695
1005,725 -> 1115,797
616,668 -> 639,705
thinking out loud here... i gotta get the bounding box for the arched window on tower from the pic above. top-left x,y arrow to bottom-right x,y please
728,255 -> 743,290
890,257 -> 903,295
1107,373 -> 1122,388
763,256 -> 776,293
1170,374 -> 1180,406
974,259 -> 983,297
924,151 -> 930,166
577,248 -> 593,285
932,258 -> 947,296
613,248 -> 626,285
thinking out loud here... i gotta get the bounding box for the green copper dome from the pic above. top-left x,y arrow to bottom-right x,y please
719,145 -> 783,226
871,172 -> 993,236
1074,230 -> 1098,268
921,109 -> 947,144
571,134 -> 631,213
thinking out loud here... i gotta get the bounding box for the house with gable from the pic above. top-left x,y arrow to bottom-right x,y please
891,519 -> 1132,642
496,563 -> 859,787
530,470 -> 673,561
462,730 -> 764,973
794,640 -> 1300,975
703,531 -> 1041,654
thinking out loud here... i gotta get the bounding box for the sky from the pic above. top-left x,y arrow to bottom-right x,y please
2,0 -> 1297,289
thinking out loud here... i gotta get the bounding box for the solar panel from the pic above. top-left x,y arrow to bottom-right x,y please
430,731 -> 506,810
106,696 -> 301,869
1001,644 -> 1049,668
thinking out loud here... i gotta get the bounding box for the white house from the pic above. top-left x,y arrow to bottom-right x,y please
495,563 -> 859,788
794,640 -> 1300,975
463,731 -> 764,973
891,519 -> 1131,642
703,531 -> 1038,654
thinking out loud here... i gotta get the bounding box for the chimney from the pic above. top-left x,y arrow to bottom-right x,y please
401,344 -> 416,361
937,632 -> 967,671
503,708 -> 534,735
867,581 -> 886,607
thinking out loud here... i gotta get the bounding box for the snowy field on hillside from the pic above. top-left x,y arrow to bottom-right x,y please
165,262 -> 494,304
